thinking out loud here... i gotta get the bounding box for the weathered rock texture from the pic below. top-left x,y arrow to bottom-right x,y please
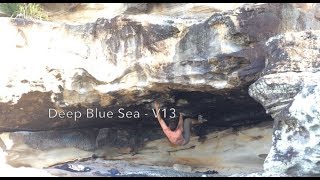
1,3 -> 298,131
0,3 -> 320,176
0,121 -> 272,175
40,3 -> 248,25
1,3 -> 317,131
249,31 -> 320,175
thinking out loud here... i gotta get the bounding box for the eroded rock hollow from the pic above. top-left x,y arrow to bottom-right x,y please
0,3 -> 320,177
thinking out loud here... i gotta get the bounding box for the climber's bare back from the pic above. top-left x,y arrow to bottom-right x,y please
154,101 -> 186,146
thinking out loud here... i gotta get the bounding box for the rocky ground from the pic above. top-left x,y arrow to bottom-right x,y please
0,159 -> 257,177
1,3 -> 320,177
1,158 -> 262,177
0,158 -> 293,177
0,121 -> 272,177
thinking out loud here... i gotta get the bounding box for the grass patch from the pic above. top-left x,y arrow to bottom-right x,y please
0,3 -> 48,20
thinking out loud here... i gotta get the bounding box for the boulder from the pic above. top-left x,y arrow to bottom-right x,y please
1,3 -> 320,176
249,30 -> 320,175
0,3 -> 292,131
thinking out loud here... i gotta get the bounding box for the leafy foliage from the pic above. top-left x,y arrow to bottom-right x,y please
0,3 -> 48,20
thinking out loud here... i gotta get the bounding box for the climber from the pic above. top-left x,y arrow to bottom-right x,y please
154,101 -> 207,146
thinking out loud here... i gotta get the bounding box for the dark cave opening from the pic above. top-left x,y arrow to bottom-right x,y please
50,85 -> 273,134
76,85 -> 274,146
0,86 -> 274,173
142,86 -> 273,139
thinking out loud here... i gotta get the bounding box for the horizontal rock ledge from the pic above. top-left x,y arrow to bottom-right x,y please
0,86 -> 271,131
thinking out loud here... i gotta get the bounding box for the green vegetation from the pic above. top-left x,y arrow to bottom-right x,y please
0,3 -> 48,20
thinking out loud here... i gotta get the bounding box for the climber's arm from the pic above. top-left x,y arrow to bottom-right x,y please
154,101 -> 170,131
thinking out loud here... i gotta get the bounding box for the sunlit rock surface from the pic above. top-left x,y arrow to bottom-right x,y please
249,31 -> 320,175
0,3 -> 320,177
40,3 -> 248,25
0,3 -> 291,131
0,121 -> 272,176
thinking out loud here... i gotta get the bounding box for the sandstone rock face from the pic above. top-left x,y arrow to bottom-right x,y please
249,31 -> 320,175
1,3 -> 320,176
0,129 -> 97,168
0,121 -> 272,174
41,3 -> 248,25
173,164 -> 192,173
102,122 -> 273,175
1,3 -> 297,131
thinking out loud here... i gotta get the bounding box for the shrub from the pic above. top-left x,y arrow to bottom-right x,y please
0,3 -> 20,17
0,3 -> 48,20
